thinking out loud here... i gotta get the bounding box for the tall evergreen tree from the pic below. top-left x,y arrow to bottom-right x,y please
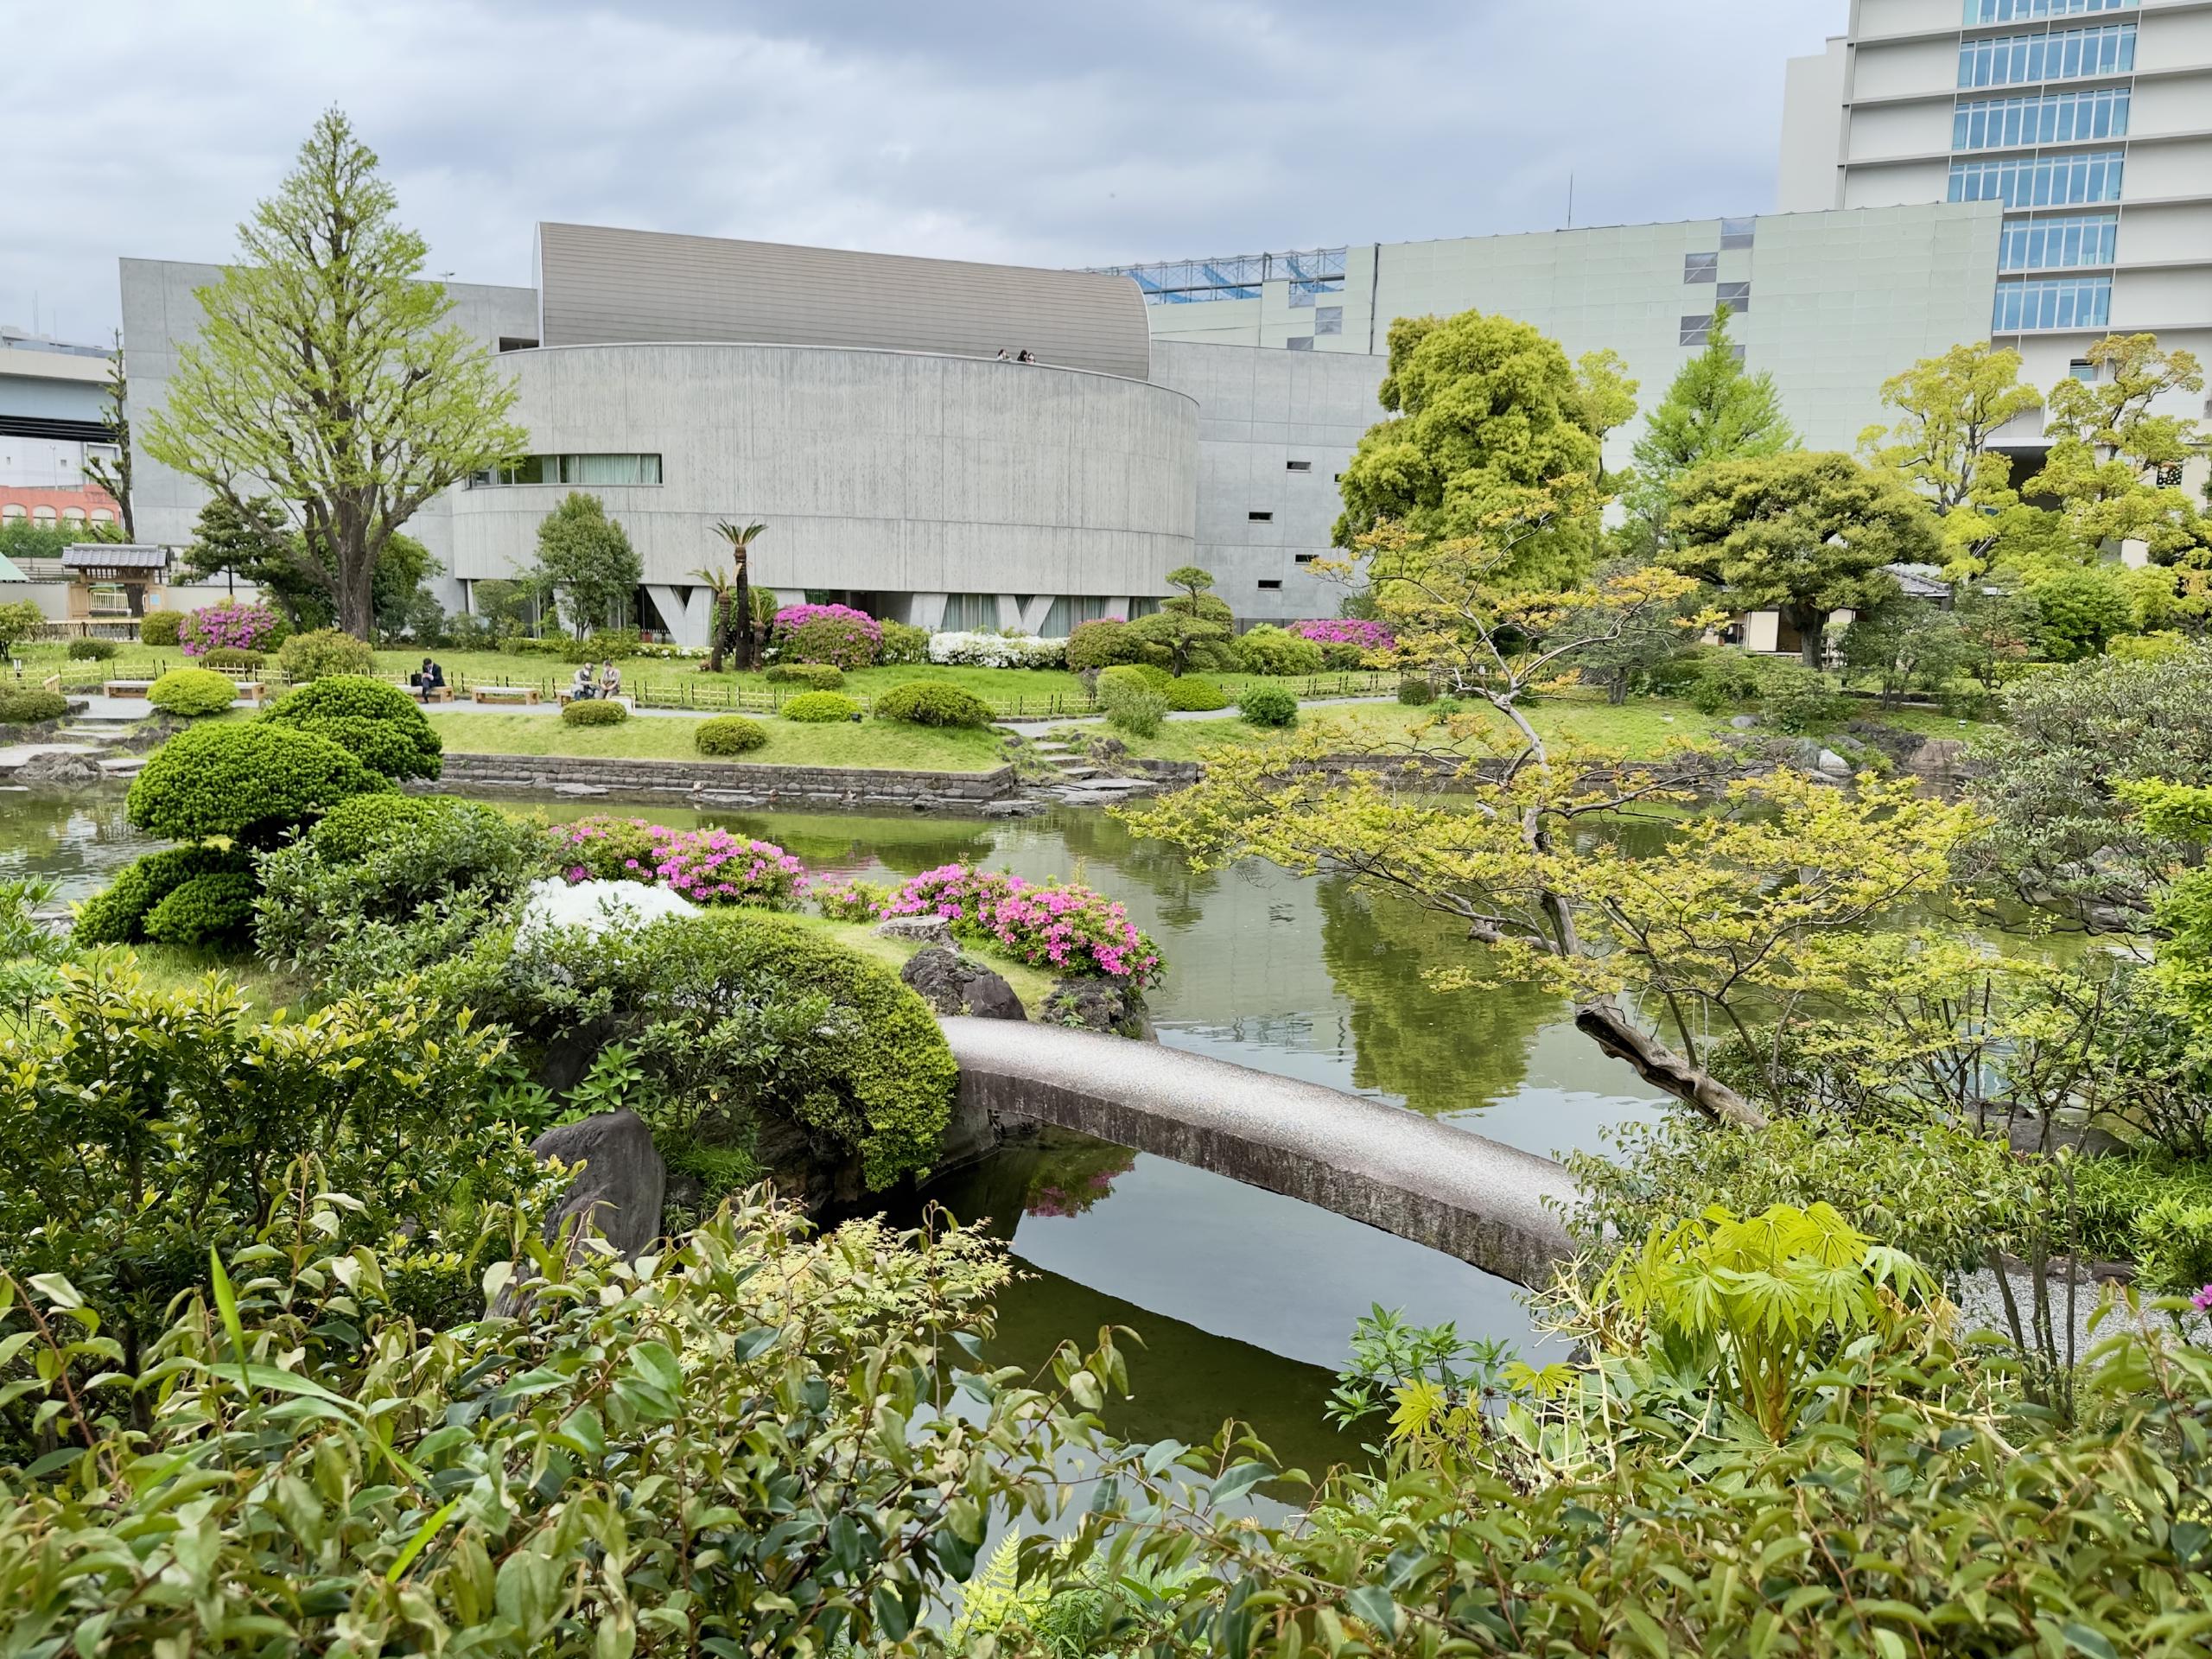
1621,307 -> 1796,556
536,493 -> 642,635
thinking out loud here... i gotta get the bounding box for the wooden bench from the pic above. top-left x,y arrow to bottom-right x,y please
389,676 -> 455,702
229,681 -> 270,704
103,680 -> 155,699
473,684 -> 542,706
556,690 -> 635,712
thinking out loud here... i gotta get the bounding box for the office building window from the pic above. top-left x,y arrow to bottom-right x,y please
1684,252 -> 1719,283
1680,315 -> 1713,346
1949,149 -> 2122,207
1285,336 -> 1314,352
1999,212 -> 2119,270
1256,579 -> 1283,590
31,506 -> 54,524
1731,345 -> 1748,366
1286,460 -> 1313,472
1313,305 -> 1344,335
1958,22 -> 2135,87
2069,358 -> 2098,380
1717,281 -> 1751,315
1249,511 -> 1274,522
1294,553 -> 1318,563
1720,217 -> 1757,249
467,453 -> 664,487
0,505 -> 21,522
1954,86 -> 2129,150
1964,0 -> 2133,22
1993,273 -> 2113,330
939,593 -> 1000,632
1288,277 -> 1344,305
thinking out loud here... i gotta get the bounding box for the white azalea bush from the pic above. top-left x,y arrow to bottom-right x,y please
926,631 -> 1067,669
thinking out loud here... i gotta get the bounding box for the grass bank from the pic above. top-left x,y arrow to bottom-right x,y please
425,710 -> 1012,772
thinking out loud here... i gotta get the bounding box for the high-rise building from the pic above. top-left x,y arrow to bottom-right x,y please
1779,0 -> 2212,394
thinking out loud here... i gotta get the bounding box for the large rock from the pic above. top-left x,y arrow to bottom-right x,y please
1041,978 -> 1153,1040
875,912 -> 954,949
527,1108 -> 667,1260
13,749 -> 105,787
901,947 -> 1027,1020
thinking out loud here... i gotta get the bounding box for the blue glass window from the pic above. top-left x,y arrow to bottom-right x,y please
1993,274 -> 2113,330
1959,22 -> 2135,86
1998,212 -> 2119,270
1949,149 -> 2123,207
1964,0 -> 2132,20
1954,86 -> 2128,149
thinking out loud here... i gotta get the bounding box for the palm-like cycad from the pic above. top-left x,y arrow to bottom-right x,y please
709,520 -> 767,671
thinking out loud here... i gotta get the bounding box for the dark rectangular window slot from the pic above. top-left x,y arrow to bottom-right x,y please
498,337 -> 540,353
1257,579 -> 1283,589
1249,511 -> 1274,522
1294,553 -> 1318,563
1286,460 -> 1313,472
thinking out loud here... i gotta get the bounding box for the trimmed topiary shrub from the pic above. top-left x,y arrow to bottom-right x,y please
67,639 -> 118,662
1399,675 -> 1435,706
73,845 -> 253,945
763,662 -> 845,690
1097,664 -> 1166,738
141,871 -> 261,949
1233,625 -> 1326,677
695,715 -> 769,756
260,675 -> 443,780
147,667 -> 239,718
561,698 -> 628,728
1162,675 -> 1229,712
276,628 -> 376,683
201,647 -> 265,671
127,722 -> 394,846
871,681 -> 995,728
878,619 -> 928,664
1065,617 -> 1140,672
137,611 -> 182,648
1238,683 -> 1300,728
0,688 -> 68,726
780,691 -> 861,723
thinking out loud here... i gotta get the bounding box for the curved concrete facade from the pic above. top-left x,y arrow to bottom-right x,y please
448,342 -> 1198,643
941,1017 -> 1579,1288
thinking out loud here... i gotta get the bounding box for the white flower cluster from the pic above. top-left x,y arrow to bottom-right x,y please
925,631 -> 1068,669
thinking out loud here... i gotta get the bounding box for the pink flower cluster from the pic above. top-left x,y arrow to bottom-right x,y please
179,600 -> 283,657
772,603 -> 882,669
2193,1283 -> 2212,1314
880,862 -> 1164,988
556,815 -> 806,908
808,876 -> 891,922
1292,618 -> 1395,652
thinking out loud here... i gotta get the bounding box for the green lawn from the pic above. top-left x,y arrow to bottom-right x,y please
1092,695 -> 1736,763
427,709 -> 1013,773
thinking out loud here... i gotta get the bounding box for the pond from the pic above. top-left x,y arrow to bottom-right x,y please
9,788 -> 1674,1467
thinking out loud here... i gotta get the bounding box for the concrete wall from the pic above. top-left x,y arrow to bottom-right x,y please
448,341 -> 1198,642
435,750 -> 1015,810
1147,340 -> 1383,622
1778,38 -> 1850,212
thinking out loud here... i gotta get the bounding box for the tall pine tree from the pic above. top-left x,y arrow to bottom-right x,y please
1620,306 -> 1796,556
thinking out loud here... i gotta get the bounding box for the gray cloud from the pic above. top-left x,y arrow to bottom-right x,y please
1,0 -> 1843,343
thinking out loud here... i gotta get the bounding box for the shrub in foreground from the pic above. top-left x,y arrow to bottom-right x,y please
772,602 -> 880,669
201,646 -> 265,671
780,690 -> 861,722
141,869 -> 261,948
147,666 -> 238,717
1065,616 -> 1139,671
137,610 -> 182,647
1162,675 -> 1228,712
260,674 -> 443,779
561,697 -> 627,727
0,688 -> 67,726
873,680 -> 995,728
763,661 -> 844,690
882,862 -> 1163,988
695,714 -> 768,755
1399,675 -> 1435,706
1096,664 -> 1166,737
276,626 -> 376,683
66,638 -> 117,662
127,722 -> 393,844
1233,624 -> 1326,677
1238,683 -> 1300,727
73,844 -> 254,945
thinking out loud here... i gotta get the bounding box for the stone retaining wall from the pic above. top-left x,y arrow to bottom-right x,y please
435,750 -> 1017,809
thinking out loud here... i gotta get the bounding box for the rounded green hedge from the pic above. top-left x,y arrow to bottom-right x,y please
763,662 -> 845,691
1399,676 -> 1436,706
870,681 -> 995,728
141,870 -> 260,949
562,699 -> 628,728
276,628 -> 376,683
1096,664 -> 1166,738
127,722 -> 394,845
73,845 -> 253,945
780,691 -> 861,723
148,667 -> 239,718
695,715 -> 769,756
1066,618 -> 1141,672
1233,625 -> 1326,677
303,794 -> 478,863
0,688 -> 68,727
1237,683 -> 1300,728
138,612 -> 183,648
67,639 -> 118,662
1162,675 -> 1229,712
201,647 -> 266,671
260,675 -> 443,780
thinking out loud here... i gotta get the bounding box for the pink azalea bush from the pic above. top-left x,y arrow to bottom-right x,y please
179,600 -> 283,658
1292,618 -> 1395,652
878,862 -> 1164,988
772,603 -> 882,670
555,815 -> 806,908
808,876 -> 893,922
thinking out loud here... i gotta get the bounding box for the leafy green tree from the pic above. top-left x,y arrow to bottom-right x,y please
1128,564 -> 1234,674
2026,333 -> 2210,565
1859,341 -> 2046,574
2030,563 -> 2136,661
1667,452 -> 1938,667
534,492 -> 640,635
1841,602 -> 1969,708
1620,306 -> 1796,556
1574,347 -> 1639,490
1333,310 -> 1604,588
142,109 -> 524,638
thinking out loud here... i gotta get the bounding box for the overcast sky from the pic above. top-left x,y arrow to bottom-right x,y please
3,0 -> 1843,344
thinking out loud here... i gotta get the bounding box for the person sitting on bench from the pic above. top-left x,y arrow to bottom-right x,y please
412,657 -> 446,701
570,663 -> 597,701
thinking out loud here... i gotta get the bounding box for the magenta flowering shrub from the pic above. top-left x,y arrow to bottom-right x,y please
1292,618 -> 1395,652
772,604 -> 882,670
881,862 -> 1163,988
179,600 -> 283,658
554,815 -> 807,907
808,876 -> 893,922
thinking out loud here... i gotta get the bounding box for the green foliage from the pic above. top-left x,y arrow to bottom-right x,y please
140,869 -> 260,949
1758,660 -> 1852,734
1859,342 -> 2045,575
0,688 -> 67,726
535,491 -> 641,632
780,690 -> 861,722
1841,602 -> 1969,707
73,845 -> 253,946
1232,624 -> 1326,677
0,601 -> 48,656
260,673 -> 443,780
560,697 -> 627,727
1397,674 -> 1434,706
442,911 -> 957,1189
1125,607 -> 1235,676
1621,307 -> 1799,556
1335,308 -> 1603,586
1096,665 -> 1166,737
1667,452 -> 1936,665
1237,683 -> 1300,728
763,660 -> 845,690
145,666 -> 238,717
2031,563 -> 2139,660
1688,647 -> 1768,714
65,638 -> 117,662
2133,1196 -> 2212,1295
127,721 -> 393,845
1066,617 -> 1141,671
1160,675 -> 1228,712
200,645 -> 265,670
276,626 -> 377,682
2024,334 -> 2210,564
878,618 -> 928,664
694,714 -> 769,756
556,626 -> 639,663
137,610 -> 182,647
873,680 -> 995,728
